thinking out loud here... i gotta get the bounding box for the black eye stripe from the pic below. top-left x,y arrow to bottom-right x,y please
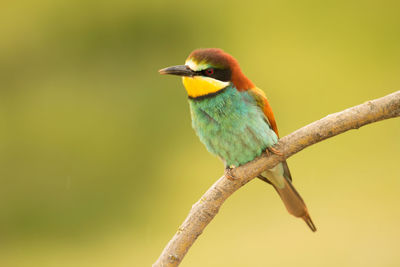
195,68 -> 232,82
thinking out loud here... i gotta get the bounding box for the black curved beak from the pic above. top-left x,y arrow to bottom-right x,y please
159,65 -> 195,77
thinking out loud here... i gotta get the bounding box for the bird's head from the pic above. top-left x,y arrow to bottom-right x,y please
159,48 -> 254,99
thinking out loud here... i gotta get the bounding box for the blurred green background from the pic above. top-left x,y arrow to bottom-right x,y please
1,0 -> 399,266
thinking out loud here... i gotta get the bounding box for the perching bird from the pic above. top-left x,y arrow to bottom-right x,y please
159,48 -> 316,232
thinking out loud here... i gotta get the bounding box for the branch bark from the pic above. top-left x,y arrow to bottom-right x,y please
153,91 -> 400,267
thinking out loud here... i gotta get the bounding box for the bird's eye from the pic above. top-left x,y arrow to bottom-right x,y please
205,68 -> 214,76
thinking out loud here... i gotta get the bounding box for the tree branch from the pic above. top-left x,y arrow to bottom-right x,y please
153,91 -> 400,267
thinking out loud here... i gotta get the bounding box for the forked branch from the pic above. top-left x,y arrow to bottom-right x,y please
153,91 -> 400,267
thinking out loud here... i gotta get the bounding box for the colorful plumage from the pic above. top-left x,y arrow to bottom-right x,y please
159,48 -> 316,232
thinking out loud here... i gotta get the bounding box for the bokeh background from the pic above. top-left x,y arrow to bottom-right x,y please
1,0 -> 399,266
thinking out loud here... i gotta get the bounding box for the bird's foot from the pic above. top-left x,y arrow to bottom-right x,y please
266,146 -> 284,156
225,166 -> 237,181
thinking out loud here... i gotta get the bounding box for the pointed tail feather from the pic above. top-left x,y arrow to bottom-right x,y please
302,214 -> 317,232
276,177 -> 316,232
259,174 -> 317,232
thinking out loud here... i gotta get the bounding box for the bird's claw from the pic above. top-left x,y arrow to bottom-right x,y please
225,167 -> 237,181
266,146 -> 284,156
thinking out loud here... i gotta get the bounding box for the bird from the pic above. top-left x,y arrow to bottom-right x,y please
159,48 -> 316,232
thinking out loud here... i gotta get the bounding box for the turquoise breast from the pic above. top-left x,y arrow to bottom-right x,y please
189,86 -> 278,167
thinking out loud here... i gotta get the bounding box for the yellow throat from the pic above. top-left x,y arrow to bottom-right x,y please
182,76 -> 229,98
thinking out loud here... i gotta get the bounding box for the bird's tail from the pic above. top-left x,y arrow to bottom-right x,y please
274,177 -> 316,232
259,165 -> 316,232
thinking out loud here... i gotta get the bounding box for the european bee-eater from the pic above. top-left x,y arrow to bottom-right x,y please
159,48 -> 316,232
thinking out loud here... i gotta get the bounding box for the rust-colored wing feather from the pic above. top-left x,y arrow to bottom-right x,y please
249,87 -> 293,182
248,87 -> 279,137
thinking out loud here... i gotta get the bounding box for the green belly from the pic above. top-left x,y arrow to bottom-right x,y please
189,86 -> 278,167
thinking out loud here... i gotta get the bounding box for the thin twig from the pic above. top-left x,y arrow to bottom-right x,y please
153,91 -> 400,267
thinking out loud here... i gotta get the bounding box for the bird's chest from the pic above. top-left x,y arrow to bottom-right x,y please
188,88 -> 278,166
